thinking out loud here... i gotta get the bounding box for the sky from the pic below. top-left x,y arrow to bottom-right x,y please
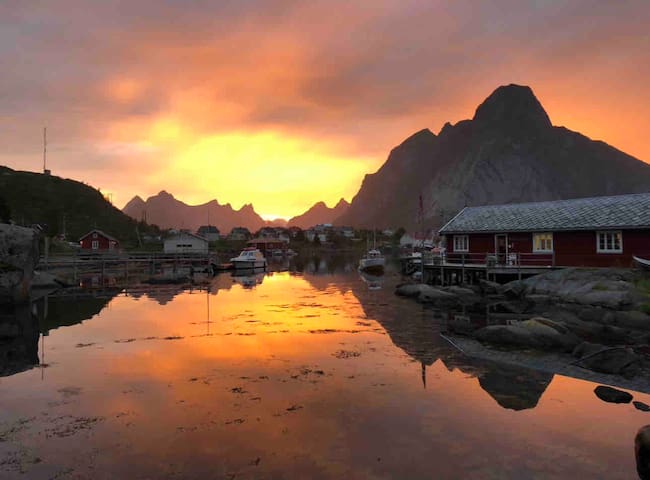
1,1 -> 649,220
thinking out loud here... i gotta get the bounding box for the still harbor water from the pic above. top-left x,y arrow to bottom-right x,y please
1,260 -> 649,479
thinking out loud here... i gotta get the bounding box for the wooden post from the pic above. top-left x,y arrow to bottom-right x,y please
461,254 -> 465,285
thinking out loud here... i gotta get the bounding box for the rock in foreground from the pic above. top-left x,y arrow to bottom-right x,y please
593,385 -> 633,404
0,224 -> 39,304
474,317 -> 580,352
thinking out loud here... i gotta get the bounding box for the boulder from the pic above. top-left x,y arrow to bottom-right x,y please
517,268 -> 639,308
501,280 -> 527,298
417,286 -> 459,304
474,317 -> 580,352
572,341 -> 641,377
395,284 -> 459,304
615,311 -> 650,331
0,224 -> 39,304
478,279 -> 501,295
593,385 -> 633,404
636,425 -> 650,480
635,401 -> 650,412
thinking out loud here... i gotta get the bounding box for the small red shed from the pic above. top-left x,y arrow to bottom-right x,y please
79,229 -> 120,251
439,193 -> 650,268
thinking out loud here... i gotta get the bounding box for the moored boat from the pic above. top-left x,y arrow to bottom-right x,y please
359,249 -> 385,274
230,248 -> 267,269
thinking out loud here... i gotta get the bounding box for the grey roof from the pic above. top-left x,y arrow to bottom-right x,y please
439,193 -> 650,234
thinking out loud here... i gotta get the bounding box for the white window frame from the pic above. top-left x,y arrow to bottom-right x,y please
453,235 -> 469,252
91,240 -> 99,250
532,232 -> 554,253
597,231 -> 623,254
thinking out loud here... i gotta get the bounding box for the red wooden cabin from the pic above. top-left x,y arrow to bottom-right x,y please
79,229 -> 120,251
439,193 -> 650,268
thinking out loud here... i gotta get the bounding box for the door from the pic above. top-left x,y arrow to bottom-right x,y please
495,234 -> 508,265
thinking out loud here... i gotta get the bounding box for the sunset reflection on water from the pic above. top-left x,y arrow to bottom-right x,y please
0,270 -> 648,479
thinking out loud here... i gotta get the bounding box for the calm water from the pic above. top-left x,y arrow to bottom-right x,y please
1,266 -> 649,479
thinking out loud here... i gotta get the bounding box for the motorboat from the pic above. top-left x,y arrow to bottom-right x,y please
359,249 -> 385,274
230,248 -> 267,269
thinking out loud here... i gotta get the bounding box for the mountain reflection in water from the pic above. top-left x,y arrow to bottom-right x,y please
0,262 -> 648,479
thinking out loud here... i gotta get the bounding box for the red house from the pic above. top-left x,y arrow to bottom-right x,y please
79,229 -> 120,251
439,193 -> 650,268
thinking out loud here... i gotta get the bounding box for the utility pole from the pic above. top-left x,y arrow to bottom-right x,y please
43,127 -> 50,175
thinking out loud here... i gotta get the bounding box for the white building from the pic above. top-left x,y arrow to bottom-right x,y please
164,232 -> 209,254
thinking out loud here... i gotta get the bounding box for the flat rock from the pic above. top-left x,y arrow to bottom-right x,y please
593,385 -> 632,404
634,401 -> 650,412
474,317 -> 580,352
573,342 -> 641,377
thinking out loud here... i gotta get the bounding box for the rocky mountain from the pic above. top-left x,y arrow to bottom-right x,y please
335,84 -> 650,230
122,191 -> 268,232
288,198 -> 350,229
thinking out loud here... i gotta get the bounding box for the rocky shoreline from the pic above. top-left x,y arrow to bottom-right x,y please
396,268 -> 650,385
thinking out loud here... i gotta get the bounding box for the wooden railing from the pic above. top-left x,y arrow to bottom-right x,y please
422,252 -> 555,267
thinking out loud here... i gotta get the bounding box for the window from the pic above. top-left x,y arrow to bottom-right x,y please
597,231 -> 622,253
92,232 -> 97,238
91,240 -> 99,250
453,235 -> 469,252
533,232 -> 553,253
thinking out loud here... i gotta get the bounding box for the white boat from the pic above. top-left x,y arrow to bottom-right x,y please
359,249 -> 385,274
230,248 -> 267,269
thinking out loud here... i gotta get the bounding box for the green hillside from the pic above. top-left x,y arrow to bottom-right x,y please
0,166 -> 159,247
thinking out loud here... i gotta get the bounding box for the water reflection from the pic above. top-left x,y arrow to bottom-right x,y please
0,263 -> 648,479
358,270 -> 383,290
0,304 -> 39,377
231,269 -> 266,288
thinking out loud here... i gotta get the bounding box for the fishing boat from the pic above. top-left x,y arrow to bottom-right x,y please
633,256 -> 650,271
359,230 -> 385,274
359,249 -> 385,274
230,248 -> 267,269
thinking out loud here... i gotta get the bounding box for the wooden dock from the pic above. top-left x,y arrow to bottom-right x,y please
403,252 -> 560,285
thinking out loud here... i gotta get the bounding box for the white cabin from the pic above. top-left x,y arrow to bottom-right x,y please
164,232 -> 208,254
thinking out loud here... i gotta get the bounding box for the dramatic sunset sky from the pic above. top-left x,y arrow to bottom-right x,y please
1,1 -> 648,219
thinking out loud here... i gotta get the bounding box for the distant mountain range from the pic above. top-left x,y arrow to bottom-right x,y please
287,199 -> 349,229
122,192 -> 351,232
122,191 -> 269,233
336,84 -> 650,230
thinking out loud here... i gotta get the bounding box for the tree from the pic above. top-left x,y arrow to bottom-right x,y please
0,196 -> 10,223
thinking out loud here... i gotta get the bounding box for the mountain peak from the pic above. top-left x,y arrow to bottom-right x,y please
156,190 -> 174,199
122,195 -> 145,211
334,198 -> 350,209
473,84 -> 551,133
